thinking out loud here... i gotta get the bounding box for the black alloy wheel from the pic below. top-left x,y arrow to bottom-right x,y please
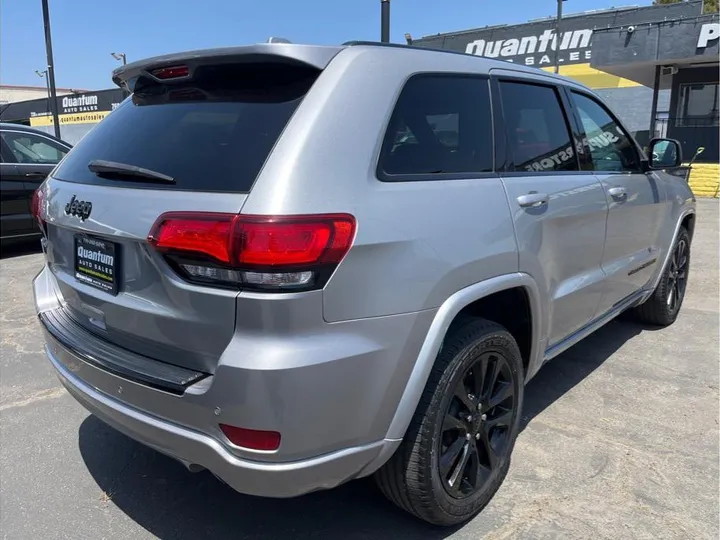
375,318 -> 524,527
633,226 -> 691,327
439,351 -> 516,499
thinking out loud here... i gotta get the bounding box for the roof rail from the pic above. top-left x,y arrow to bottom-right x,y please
342,40 -> 475,60
342,40 -> 411,48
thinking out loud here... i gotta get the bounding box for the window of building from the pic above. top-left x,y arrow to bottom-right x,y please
676,82 -> 719,127
570,91 -> 641,173
499,81 -> 578,173
378,75 -> 493,179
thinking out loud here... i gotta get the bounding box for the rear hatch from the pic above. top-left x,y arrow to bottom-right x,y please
39,45 -> 338,375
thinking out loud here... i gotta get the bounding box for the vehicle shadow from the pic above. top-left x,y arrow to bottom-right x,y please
78,318 -> 662,540
519,317 -> 663,431
79,416 -> 455,539
0,238 -> 42,259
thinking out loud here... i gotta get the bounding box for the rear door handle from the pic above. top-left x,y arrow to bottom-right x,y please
23,172 -> 46,178
517,192 -> 549,208
608,186 -> 627,201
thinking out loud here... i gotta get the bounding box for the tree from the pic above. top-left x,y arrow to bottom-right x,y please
653,0 -> 719,13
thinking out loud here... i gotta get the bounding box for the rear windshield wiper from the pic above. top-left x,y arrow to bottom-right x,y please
87,160 -> 175,184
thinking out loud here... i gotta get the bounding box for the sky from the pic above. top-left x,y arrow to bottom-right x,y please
1,0 -> 654,91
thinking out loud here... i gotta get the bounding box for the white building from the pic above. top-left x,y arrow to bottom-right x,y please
0,84 -> 86,105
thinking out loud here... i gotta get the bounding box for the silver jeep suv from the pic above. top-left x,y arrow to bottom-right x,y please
33,42 -> 695,526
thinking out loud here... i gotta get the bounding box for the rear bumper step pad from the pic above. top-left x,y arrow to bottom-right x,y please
39,308 -> 208,394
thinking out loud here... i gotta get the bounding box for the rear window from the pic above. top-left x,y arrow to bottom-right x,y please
53,62 -> 318,192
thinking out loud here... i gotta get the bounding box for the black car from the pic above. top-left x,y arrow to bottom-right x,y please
0,123 -> 72,243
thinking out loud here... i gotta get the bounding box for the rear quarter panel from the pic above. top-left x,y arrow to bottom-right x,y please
649,169 -> 696,283
240,46 -> 519,321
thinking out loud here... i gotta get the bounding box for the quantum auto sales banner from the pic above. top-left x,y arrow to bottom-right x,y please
0,88 -> 125,126
413,2 -> 701,70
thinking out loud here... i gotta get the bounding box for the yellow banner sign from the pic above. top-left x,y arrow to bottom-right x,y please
540,63 -> 640,89
29,111 -> 111,127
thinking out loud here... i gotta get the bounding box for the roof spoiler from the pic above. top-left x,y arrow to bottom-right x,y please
111,44 -> 342,92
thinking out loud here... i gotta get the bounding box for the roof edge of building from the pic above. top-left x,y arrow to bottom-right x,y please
413,0 -> 704,42
0,84 -> 89,93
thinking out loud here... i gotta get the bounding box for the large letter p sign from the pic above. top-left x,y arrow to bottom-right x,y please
697,23 -> 720,49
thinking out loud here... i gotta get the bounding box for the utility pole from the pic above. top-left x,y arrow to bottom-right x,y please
41,0 -> 61,138
554,0 -> 566,74
111,53 -> 130,98
381,0 -> 390,43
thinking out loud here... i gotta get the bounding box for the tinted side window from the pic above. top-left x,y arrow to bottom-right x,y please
0,131 -> 68,165
499,81 -> 578,173
571,92 -> 640,173
378,75 -> 493,179
0,138 -> 13,163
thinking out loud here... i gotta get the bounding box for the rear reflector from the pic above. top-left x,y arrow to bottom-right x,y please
150,65 -> 190,80
219,424 -> 281,451
148,213 -> 356,291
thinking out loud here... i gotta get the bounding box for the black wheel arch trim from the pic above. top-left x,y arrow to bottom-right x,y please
384,272 -> 543,441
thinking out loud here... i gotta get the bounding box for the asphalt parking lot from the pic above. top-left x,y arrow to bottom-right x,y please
1,199 -> 718,540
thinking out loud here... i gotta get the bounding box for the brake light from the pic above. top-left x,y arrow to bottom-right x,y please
219,424 -> 281,451
150,65 -> 190,80
237,217 -> 355,266
150,213 -> 236,264
148,213 -> 356,291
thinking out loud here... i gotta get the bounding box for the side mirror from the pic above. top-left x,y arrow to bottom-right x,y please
648,138 -> 682,169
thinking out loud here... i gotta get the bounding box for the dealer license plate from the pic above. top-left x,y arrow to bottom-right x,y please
74,235 -> 118,295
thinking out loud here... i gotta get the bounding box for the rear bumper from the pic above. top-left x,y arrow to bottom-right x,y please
34,264 -> 432,497
45,338 -> 396,497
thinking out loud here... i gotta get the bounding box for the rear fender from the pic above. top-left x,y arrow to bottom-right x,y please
384,272 -> 544,441
647,206 -> 696,295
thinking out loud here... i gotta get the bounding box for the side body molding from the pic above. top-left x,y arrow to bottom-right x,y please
384,272 -> 543,441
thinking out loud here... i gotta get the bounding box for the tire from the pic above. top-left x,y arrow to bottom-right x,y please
633,227 -> 691,326
375,318 -> 524,526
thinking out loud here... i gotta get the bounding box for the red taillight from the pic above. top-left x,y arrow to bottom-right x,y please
236,216 -> 355,266
150,65 -> 190,80
149,213 -> 236,264
219,424 -> 281,451
31,188 -> 46,231
148,213 -> 356,291
30,188 -> 41,219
